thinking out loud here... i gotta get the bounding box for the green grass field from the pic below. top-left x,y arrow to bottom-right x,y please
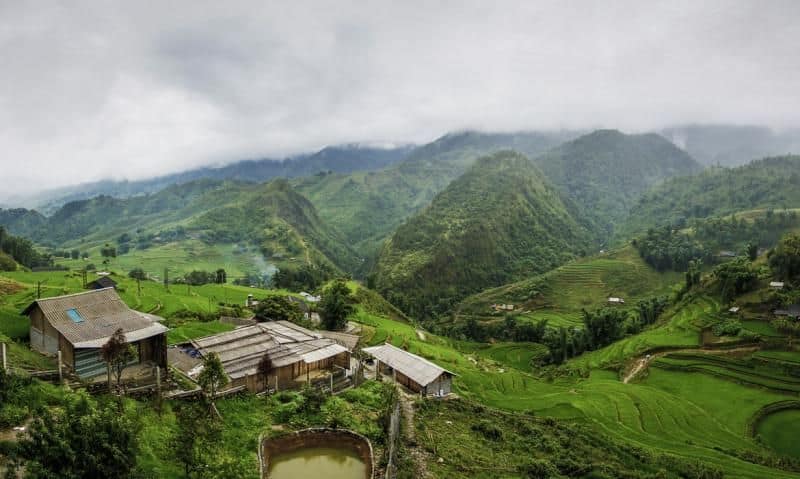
455,246 -> 683,329
756,409 -> 800,459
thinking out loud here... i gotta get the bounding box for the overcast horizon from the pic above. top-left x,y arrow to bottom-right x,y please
1,0 -> 799,198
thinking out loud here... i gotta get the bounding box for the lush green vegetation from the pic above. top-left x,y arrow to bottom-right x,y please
756,409 -> 800,459
533,129 -> 701,238
374,151 -> 594,320
454,246 -> 682,330
620,156 -> 800,241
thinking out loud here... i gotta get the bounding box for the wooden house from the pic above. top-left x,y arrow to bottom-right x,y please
190,320 -> 353,393
86,275 -> 117,290
22,288 -> 168,378
362,343 -> 456,397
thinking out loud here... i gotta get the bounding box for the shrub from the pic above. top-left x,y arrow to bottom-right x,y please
471,420 -> 503,441
518,459 -> 559,478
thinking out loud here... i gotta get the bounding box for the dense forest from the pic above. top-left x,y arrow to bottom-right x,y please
373,151 -> 594,320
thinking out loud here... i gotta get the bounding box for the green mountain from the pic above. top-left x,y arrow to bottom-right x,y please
619,155 -> 800,240
0,179 -> 358,276
532,129 -> 702,239
0,208 -> 47,238
372,151 -> 594,320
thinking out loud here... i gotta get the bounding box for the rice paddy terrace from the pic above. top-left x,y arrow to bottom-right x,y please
453,246 -> 683,329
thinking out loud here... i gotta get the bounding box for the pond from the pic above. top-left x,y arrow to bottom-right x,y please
756,408 -> 800,458
267,446 -> 366,479
261,428 -> 373,479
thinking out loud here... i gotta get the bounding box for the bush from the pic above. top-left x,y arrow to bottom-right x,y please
471,420 -> 503,441
518,459 -> 559,478
0,252 -> 16,271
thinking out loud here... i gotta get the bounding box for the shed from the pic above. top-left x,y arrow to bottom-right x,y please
608,297 -> 625,304
728,306 -> 740,314
770,281 -> 785,290
86,276 -> 117,290
22,288 -> 167,378
362,343 -> 456,397
190,320 -> 351,393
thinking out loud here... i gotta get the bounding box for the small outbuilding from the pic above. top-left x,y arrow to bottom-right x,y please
362,343 -> 456,397
770,282 -> 785,290
86,276 -> 117,290
22,288 -> 168,378
608,297 -> 625,304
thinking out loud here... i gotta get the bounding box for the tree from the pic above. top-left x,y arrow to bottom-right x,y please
319,280 -> 354,331
101,329 -> 137,395
713,258 -> 758,303
129,268 -> 147,295
746,242 -> 758,261
100,243 -> 117,260
197,352 -> 228,413
215,268 -> 227,284
769,232 -> 800,283
7,391 -> 141,478
253,295 -> 304,323
171,403 -> 222,478
70,249 -> 80,259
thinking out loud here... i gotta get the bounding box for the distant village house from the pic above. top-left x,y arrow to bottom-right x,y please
22,288 -> 168,378
770,281 -> 785,290
86,276 -> 117,290
607,297 -> 625,304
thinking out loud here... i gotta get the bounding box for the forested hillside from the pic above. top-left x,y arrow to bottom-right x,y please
294,130 -> 581,268
533,129 -> 702,238
373,151 -> 594,319
619,155 -> 800,241
6,144 -> 414,213
0,179 -> 357,277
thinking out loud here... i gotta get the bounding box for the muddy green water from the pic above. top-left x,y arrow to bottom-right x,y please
267,446 -> 366,479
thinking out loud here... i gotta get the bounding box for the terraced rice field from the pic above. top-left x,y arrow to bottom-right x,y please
653,352 -> 800,393
756,409 -> 800,459
456,246 -> 683,329
741,319 -> 783,337
476,343 -> 549,371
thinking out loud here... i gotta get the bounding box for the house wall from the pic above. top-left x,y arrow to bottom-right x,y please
29,307 -> 59,355
395,370 -> 423,393
59,335 -> 74,370
138,334 -> 167,368
424,373 -> 452,396
236,351 -> 351,393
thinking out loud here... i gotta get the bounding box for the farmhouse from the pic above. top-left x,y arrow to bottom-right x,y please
189,320 -> 353,393
362,343 -> 456,397
86,275 -> 117,290
22,288 -> 168,378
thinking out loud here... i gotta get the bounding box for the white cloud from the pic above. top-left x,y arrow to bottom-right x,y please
0,0 -> 798,196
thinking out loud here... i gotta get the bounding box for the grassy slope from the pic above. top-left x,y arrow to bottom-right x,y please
3,270 -> 799,477
454,245 -> 683,329
355,293 -> 799,478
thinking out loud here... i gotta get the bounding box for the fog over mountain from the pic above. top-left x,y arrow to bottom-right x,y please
1,0 -> 799,198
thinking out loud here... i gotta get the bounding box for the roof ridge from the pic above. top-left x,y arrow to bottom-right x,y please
34,286 -> 116,302
375,342 -> 452,374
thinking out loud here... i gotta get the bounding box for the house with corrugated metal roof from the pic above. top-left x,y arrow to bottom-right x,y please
362,343 -> 456,397
86,275 -> 117,290
22,288 -> 168,378
189,320 -> 354,393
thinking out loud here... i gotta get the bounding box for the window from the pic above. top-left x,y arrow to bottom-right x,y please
66,308 -> 84,323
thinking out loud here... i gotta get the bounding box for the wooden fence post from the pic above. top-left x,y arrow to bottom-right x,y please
57,350 -> 63,382
1,342 -> 7,372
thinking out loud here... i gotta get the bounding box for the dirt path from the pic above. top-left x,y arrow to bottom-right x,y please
622,346 -> 761,384
398,388 -> 431,478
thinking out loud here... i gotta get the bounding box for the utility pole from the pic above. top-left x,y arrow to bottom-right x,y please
36,280 -> 47,299
163,268 -> 169,291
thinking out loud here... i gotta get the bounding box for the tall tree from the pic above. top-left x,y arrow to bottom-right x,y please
769,232 -> 800,283
319,280 -> 354,331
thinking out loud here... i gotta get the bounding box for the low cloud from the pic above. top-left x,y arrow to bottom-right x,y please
1,0 -> 798,196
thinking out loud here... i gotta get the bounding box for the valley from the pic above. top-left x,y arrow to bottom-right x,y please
2,128 -> 800,479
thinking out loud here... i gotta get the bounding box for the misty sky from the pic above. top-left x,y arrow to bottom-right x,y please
1,0 -> 799,196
